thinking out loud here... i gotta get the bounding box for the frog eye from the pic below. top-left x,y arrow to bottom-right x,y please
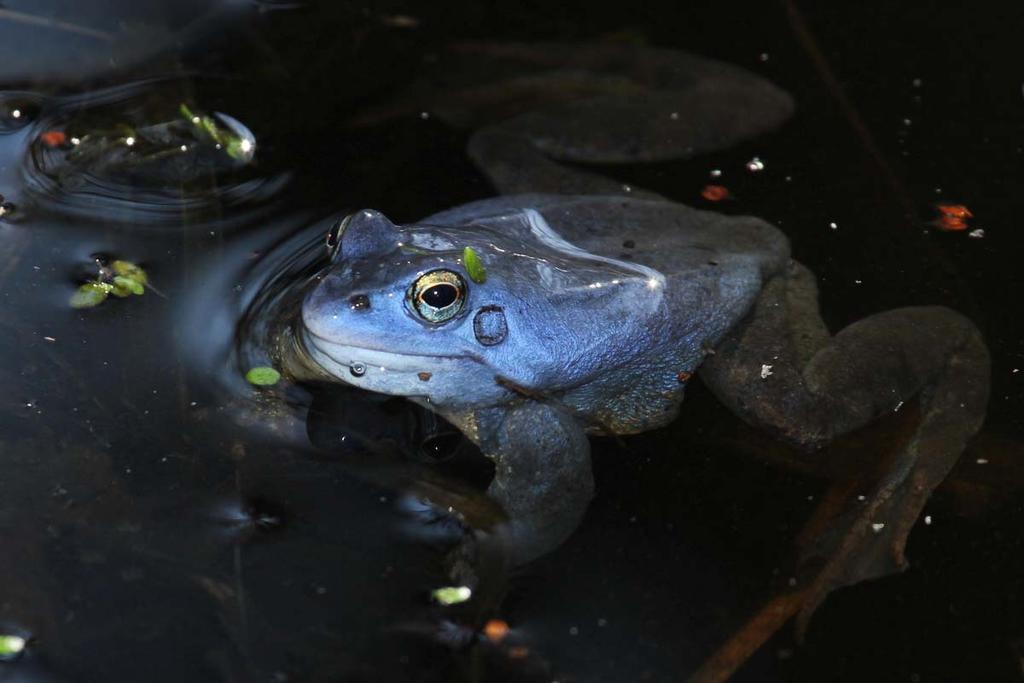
408,269 -> 466,323
325,215 -> 350,258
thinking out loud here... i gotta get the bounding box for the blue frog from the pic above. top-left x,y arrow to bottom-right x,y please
295,43 -> 989,622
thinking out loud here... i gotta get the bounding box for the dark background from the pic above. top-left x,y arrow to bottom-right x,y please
0,1 -> 1022,681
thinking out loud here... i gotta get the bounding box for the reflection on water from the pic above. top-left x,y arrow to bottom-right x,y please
12,80 -> 286,227
0,2 -> 1022,683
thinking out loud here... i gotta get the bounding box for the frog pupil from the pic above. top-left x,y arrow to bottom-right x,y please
422,284 -> 458,309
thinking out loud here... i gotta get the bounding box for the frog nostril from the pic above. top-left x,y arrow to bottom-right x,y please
349,294 -> 370,311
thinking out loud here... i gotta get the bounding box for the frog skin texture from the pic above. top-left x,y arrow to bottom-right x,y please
297,43 -> 990,624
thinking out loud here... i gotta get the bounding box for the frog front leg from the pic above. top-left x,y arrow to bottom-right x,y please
464,401 -> 594,566
698,262 -> 990,631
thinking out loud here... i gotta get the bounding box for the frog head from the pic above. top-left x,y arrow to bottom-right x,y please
300,207 -> 666,409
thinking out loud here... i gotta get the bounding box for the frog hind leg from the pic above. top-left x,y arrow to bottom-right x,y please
464,44 -> 793,196
698,261 -> 990,633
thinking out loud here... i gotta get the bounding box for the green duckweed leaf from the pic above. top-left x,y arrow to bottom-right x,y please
112,276 -> 144,297
462,246 -> 486,284
225,136 -> 251,161
0,635 -> 26,658
69,281 -> 112,309
431,585 -> 472,606
111,259 -> 148,285
245,366 -> 281,386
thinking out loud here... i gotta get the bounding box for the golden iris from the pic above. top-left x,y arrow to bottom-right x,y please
408,269 -> 466,323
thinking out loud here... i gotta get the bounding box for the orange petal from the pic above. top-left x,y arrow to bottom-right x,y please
936,203 -> 973,219
701,184 -> 731,201
39,130 -> 67,147
933,215 -> 968,231
483,619 -> 510,644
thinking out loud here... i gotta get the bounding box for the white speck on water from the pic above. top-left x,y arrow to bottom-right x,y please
759,52 -> 770,62
854,279 -> 863,284
902,118 -> 912,126
829,221 -> 838,230
191,116 -> 201,124
1013,368 -> 1020,374
934,187 -> 943,194
784,175 -> 792,182
760,364 -> 773,379
968,228 -> 985,238
43,336 -> 55,342
710,168 -> 722,177
125,136 -> 136,146
70,136 -> 81,145
419,111 -> 430,120
857,495 -> 866,501
670,111 -> 680,120
871,523 -> 886,533
924,515 -> 933,525
895,400 -> 904,412
976,458 -> 989,465
11,109 -> 21,119
597,618 -> 608,627
746,157 -> 765,172
622,184 -> 633,193
180,145 -> 188,152
787,577 -> 797,587
912,78 -> 923,87
569,626 -> 579,636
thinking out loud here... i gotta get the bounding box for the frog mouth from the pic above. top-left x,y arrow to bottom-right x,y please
301,329 -> 465,378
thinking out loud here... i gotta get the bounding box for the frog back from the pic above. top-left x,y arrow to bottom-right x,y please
424,194 -> 791,433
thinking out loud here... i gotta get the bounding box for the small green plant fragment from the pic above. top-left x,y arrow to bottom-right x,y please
112,259 -> 148,285
0,634 -> 26,658
431,585 -> 472,605
70,258 -> 148,308
224,136 -> 251,162
70,281 -> 112,308
179,103 -> 254,162
462,246 -> 486,284
112,276 -> 144,297
245,366 -> 281,386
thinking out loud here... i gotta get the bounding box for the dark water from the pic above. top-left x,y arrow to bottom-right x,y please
1,2 -> 1022,682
